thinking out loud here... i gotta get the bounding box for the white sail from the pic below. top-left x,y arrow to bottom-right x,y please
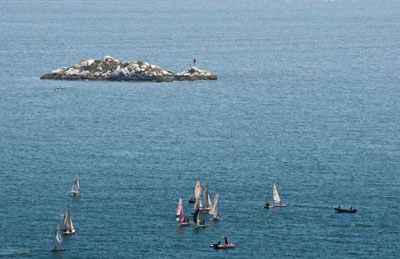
194,179 -> 201,200
176,198 -> 182,221
62,204 -> 74,232
273,183 -> 281,204
209,193 -> 219,215
194,192 -> 202,209
214,205 -> 218,218
208,194 -> 212,208
55,221 -> 62,244
70,172 -> 80,194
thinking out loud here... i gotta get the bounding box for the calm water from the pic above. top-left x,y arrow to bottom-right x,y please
0,0 -> 399,258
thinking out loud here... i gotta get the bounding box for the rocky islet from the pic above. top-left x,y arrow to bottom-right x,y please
41,56 -> 217,82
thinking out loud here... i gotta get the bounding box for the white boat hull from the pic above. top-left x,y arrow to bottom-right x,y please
63,229 -> 75,235
210,243 -> 235,249
268,204 -> 287,208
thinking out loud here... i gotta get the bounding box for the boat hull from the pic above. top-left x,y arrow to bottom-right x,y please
265,204 -> 287,208
52,248 -> 66,252
63,229 -> 75,235
196,225 -> 207,228
211,216 -> 222,221
210,243 -> 235,249
70,193 -> 82,198
335,208 -> 357,213
179,222 -> 191,226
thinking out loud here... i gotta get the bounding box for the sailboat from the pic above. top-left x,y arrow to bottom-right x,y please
179,204 -> 191,226
193,207 -> 206,228
176,198 -> 183,221
265,183 -> 286,208
69,172 -> 81,198
193,190 -> 201,209
189,179 -> 201,203
209,193 -> 222,220
62,204 -> 75,235
51,219 -> 66,252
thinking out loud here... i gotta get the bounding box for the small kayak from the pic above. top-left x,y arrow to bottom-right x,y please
210,243 -> 235,249
335,208 -> 357,213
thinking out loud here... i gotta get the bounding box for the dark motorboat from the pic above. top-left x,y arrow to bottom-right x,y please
335,207 -> 357,213
210,236 -> 235,249
188,197 -> 196,203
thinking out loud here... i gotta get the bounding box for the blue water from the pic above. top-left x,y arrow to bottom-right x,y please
1,0 -> 400,258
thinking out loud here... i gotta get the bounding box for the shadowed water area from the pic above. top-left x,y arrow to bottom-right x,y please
0,0 -> 399,258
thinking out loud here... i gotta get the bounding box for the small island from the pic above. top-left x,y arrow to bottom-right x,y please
40,56 -> 217,82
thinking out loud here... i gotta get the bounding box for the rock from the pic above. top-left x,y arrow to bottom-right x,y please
40,57 -> 217,82
174,67 -> 217,81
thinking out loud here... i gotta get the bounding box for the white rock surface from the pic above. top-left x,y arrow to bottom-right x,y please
41,57 -> 217,82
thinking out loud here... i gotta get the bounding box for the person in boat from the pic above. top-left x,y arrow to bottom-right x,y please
193,58 -> 196,67
280,201 -> 282,206
265,202 -> 269,207
338,205 -> 341,209
223,236 -> 228,245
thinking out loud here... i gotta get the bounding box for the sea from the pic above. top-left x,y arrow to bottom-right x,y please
0,0 -> 399,258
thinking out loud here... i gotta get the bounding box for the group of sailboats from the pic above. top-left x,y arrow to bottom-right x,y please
178,179 -> 222,228
52,172 -> 81,252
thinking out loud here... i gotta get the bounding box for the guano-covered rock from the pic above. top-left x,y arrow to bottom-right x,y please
40,56 -> 217,83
